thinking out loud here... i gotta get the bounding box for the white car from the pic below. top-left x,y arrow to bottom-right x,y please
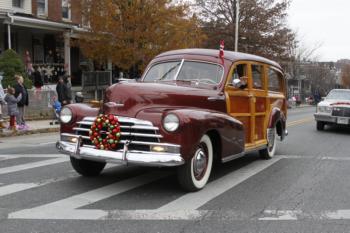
314,89 -> 350,130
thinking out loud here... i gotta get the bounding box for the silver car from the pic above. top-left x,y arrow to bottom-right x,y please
314,89 -> 350,130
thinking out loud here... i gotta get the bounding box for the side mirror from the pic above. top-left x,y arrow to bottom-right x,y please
321,97 -> 325,101
232,78 -> 242,88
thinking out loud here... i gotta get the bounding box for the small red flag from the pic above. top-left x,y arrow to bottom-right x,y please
219,40 -> 225,59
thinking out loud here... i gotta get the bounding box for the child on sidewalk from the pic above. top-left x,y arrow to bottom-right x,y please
50,95 -> 61,125
4,87 -> 22,131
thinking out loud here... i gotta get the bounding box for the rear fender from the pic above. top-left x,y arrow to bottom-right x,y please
268,107 -> 286,141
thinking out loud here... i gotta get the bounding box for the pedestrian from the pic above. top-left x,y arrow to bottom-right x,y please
75,92 -> 84,103
65,75 -> 72,104
14,75 -> 29,129
4,87 -> 22,131
56,76 -> 71,106
50,95 -> 61,125
0,73 -> 6,129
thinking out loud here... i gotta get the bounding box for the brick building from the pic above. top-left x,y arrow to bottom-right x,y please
0,0 -> 87,85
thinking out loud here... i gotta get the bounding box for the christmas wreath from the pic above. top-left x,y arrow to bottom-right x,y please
89,114 -> 121,150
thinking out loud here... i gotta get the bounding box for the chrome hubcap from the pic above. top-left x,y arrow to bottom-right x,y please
193,146 -> 208,180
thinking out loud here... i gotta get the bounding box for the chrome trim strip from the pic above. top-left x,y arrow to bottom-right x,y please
71,130 -> 163,139
120,132 -> 163,138
77,121 -> 93,125
56,141 -> 184,167
173,59 -> 185,80
73,127 -> 90,132
221,152 -> 245,163
82,116 -> 153,126
61,133 -> 179,148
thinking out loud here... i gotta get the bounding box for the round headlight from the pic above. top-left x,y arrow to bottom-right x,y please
163,114 -> 180,132
60,107 -> 73,123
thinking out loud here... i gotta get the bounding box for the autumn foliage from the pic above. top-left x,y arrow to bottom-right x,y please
78,0 -> 205,71
341,64 -> 350,88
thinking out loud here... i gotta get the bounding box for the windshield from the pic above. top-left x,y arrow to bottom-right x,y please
143,60 -> 224,85
326,90 -> 350,100
143,61 -> 182,82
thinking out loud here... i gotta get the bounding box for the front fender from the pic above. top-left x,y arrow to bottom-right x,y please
60,103 -> 99,134
136,108 -> 244,161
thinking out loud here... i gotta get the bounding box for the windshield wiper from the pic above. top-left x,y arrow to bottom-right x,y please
158,63 -> 181,81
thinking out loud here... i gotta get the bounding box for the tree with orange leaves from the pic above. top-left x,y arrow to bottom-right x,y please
341,63 -> 350,88
77,0 -> 205,73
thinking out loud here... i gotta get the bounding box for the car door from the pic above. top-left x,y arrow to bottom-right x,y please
225,62 -> 254,147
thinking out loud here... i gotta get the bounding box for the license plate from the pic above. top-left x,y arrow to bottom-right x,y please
338,117 -> 348,125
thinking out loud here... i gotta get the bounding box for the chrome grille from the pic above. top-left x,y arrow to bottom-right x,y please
73,116 -> 162,151
332,107 -> 350,117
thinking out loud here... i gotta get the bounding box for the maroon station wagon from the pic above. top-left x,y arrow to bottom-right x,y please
57,49 -> 288,191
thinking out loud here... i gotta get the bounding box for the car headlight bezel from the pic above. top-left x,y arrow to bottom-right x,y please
317,105 -> 332,114
60,107 -> 73,124
163,113 -> 180,132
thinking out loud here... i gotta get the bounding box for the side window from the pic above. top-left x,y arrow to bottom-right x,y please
251,64 -> 263,89
229,63 -> 248,87
268,68 -> 283,92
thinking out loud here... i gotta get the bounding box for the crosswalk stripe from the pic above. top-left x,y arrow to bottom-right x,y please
9,171 -> 170,220
0,174 -> 79,197
157,157 -> 282,211
0,154 -> 65,158
0,157 -> 68,175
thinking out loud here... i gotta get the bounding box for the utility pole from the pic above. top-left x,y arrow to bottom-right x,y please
234,0 -> 240,52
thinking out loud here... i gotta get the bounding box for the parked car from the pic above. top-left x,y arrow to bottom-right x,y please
56,49 -> 288,191
314,89 -> 350,130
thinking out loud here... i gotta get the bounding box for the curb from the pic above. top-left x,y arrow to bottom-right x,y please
0,127 -> 59,138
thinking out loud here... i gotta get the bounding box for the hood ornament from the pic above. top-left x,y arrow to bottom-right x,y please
105,102 -> 124,108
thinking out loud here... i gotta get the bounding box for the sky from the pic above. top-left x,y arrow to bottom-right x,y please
288,0 -> 350,62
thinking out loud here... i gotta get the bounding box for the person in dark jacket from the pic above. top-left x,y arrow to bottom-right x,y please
56,76 -> 71,106
14,75 -> 29,129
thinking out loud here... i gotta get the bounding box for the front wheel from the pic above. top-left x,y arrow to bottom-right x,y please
177,135 -> 213,192
259,127 -> 277,159
70,157 -> 106,177
316,121 -> 325,131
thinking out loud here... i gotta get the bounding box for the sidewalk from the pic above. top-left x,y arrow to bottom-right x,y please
0,120 -> 60,137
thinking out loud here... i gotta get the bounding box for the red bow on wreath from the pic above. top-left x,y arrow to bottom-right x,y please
89,114 -> 121,150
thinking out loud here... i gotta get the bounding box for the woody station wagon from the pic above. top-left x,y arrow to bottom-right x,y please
56,49 -> 288,191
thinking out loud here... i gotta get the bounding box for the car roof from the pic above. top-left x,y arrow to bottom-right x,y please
156,48 -> 283,70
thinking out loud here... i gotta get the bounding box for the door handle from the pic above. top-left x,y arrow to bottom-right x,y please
207,96 -> 225,101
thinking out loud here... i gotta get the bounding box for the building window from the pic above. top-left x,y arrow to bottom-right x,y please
37,0 -> 47,16
12,0 -> 23,8
62,0 -> 71,20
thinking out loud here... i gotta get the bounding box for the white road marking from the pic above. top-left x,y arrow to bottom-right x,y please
0,174 -> 79,197
0,154 -> 65,158
9,171 -> 170,220
280,155 -> 350,161
158,157 -> 282,211
259,209 -> 350,221
0,157 -> 68,175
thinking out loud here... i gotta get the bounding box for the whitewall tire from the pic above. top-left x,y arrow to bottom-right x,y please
177,134 -> 213,191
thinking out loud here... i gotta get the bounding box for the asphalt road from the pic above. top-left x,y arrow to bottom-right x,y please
1,106 -> 350,233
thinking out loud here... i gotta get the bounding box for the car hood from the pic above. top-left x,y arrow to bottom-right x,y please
102,82 -> 226,118
318,99 -> 350,107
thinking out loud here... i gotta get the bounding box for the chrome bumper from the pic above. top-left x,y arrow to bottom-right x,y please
56,139 -> 184,167
314,113 -> 346,124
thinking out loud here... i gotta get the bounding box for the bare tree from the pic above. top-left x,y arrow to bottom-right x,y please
195,0 -> 295,62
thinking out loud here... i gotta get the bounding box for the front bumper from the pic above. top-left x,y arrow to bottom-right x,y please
56,138 -> 184,167
314,113 -> 350,124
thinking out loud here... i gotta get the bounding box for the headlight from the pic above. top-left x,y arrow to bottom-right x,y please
60,107 -> 73,123
317,106 -> 332,113
163,114 -> 180,132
